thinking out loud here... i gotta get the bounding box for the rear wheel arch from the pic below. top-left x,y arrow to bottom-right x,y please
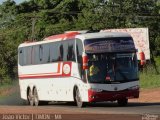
27,87 -> 31,100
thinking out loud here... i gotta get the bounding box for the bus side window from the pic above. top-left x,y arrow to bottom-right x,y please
22,47 -> 27,65
19,48 -> 24,66
26,46 -> 32,65
48,47 -> 51,63
76,39 -> 83,64
42,44 -> 50,64
58,44 -> 64,61
63,41 -> 68,61
76,39 -> 83,78
50,42 -> 59,62
31,46 -> 35,65
67,40 -> 76,61
21,46 -> 31,66
39,45 -> 43,62
34,45 -> 40,65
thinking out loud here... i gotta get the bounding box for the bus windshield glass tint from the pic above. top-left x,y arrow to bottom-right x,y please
87,53 -> 139,83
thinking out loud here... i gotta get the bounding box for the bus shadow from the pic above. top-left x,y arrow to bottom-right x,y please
48,101 -> 160,108
128,102 -> 160,107
87,102 -> 160,107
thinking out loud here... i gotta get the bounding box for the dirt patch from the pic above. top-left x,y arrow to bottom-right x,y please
129,88 -> 160,103
0,82 -> 19,99
0,86 -> 17,96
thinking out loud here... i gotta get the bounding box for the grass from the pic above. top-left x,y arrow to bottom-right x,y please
0,81 -> 18,98
140,72 -> 160,89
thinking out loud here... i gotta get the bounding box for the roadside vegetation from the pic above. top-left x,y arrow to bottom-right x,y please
140,57 -> 160,89
0,81 -> 17,98
140,73 -> 160,89
0,0 -> 160,89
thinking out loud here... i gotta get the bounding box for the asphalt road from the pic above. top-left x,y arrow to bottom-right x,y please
0,102 -> 160,120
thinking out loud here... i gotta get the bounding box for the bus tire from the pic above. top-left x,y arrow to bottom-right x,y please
33,88 -> 48,106
27,88 -> 34,106
33,87 -> 39,106
75,88 -> 86,108
117,98 -> 128,106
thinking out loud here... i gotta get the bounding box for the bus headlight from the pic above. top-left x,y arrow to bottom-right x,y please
91,88 -> 103,92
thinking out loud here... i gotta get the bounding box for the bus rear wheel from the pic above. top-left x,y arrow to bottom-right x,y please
75,88 -> 86,108
33,88 -> 39,106
27,89 -> 34,106
117,98 -> 128,106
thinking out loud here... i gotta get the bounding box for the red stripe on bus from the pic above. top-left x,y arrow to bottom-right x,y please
19,62 -> 72,80
19,72 -> 72,79
19,73 -> 58,76
19,74 -> 62,79
57,62 -> 61,73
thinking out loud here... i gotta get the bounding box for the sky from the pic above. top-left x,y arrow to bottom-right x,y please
0,0 -> 26,4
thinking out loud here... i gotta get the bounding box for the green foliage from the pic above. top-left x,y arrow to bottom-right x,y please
0,0 -> 159,84
154,56 -> 160,66
140,73 -> 160,89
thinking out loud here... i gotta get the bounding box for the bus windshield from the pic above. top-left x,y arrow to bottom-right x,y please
87,53 -> 139,83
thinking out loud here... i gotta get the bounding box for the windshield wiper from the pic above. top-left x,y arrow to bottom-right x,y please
110,80 -> 120,83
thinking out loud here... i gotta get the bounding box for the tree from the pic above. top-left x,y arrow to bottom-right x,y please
0,0 -> 17,28
0,0 -> 159,82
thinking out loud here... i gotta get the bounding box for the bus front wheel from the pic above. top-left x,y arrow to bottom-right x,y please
117,98 -> 128,106
33,88 -> 48,106
75,88 -> 86,108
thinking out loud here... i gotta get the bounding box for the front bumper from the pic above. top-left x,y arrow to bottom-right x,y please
88,89 -> 139,102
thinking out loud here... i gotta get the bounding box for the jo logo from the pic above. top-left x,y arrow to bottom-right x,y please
63,64 -> 70,74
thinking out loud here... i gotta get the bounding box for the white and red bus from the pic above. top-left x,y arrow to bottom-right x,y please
18,31 -> 139,107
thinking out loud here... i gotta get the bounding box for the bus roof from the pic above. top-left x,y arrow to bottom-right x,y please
18,32 -> 79,47
76,32 -> 131,40
44,31 -> 79,41
19,32 -> 131,48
